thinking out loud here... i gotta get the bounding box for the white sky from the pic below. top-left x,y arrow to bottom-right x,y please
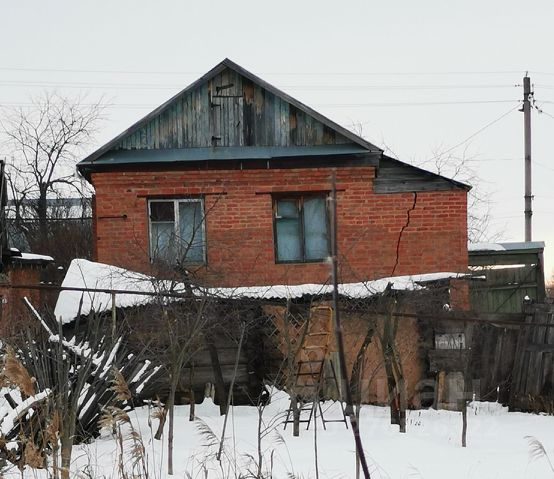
1,0 -> 553,279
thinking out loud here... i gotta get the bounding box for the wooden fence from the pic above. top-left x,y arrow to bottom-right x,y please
509,303 -> 554,412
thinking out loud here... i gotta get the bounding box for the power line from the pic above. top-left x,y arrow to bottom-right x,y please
465,157 -> 522,162
424,104 -> 520,161
535,160 -> 554,173
536,106 -> 554,122
0,66 -> 526,76
0,79 -> 520,91
318,100 -> 517,107
0,99 -> 520,110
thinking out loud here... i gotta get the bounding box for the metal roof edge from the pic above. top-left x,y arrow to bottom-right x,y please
469,241 -> 546,254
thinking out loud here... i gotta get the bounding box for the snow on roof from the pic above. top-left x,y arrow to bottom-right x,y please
468,243 -> 506,252
208,272 -> 467,300
469,241 -> 545,252
54,259 -> 468,323
18,252 -> 54,261
54,259 -> 186,323
8,248 -> 54,262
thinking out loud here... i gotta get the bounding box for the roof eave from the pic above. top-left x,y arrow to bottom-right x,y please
379,155 -> 472,191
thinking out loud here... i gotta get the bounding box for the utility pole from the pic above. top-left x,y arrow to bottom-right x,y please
329,171 -> 371,479
523,74 -> 533,242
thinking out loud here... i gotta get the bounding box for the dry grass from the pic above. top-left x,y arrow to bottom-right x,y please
3,346 -> 35,398
525,435 -> 554,472
46,410 -> 60,445
111,367 -> 132,402
22,438 -> 44,469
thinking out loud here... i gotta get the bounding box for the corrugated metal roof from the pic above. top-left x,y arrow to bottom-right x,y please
55,259 -> 471,323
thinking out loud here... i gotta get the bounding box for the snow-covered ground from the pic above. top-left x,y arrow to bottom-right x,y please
5,390 -> 554,478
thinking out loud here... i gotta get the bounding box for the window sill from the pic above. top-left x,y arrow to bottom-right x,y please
275,258 -> 329,265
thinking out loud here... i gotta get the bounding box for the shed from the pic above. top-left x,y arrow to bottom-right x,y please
468,241 -> 546,312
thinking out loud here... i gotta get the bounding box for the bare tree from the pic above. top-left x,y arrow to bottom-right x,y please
375,130 -> 501,244
416,147 -> 501,243
1,92 -> 103,259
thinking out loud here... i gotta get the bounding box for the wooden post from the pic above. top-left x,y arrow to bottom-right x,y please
217,323 -> 245,461
509,308 -> 533,409
206,336 -> 228,416
111,293 -> 116,341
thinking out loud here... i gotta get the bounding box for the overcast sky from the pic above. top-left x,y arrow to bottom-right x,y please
1,0 -> 553,278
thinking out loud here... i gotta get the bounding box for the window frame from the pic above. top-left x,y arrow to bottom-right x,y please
272,193 -> 330,264
148,197 -> 207,265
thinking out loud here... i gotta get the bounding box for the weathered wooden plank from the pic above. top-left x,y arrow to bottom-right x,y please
273,93 -> 281,146
510,314 -> 533,407
192,87 -> 198,147
184,94 -> 191,147
314,116 -> 324,144
252,83 -> 261,145
296,107 -> 305,146
322,125 -> 335,144
242,78 -> 254,146
428,349 -> 469,373
374,181 -> 460,194
219,69 -> 228,146
235,71 -> 244,146
526,343 -> 554,353
261,87 -> 272,146
289,105 -> 298,145
282,101 -> 290,146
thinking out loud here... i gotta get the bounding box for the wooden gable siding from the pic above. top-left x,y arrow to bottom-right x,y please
373,156 -> 466,193
115,67 -> 349,150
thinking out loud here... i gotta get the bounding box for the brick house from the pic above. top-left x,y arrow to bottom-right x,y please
78,59 -> 469,288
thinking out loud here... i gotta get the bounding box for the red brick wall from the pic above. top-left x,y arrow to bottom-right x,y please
91,165 -> 468,287
0,265 -> 44,338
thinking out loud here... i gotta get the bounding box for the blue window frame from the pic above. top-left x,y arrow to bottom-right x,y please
273,195 -> 329,263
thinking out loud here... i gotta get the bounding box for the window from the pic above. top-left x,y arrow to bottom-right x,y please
149,199 -> 205,264
273,195 -> 329,262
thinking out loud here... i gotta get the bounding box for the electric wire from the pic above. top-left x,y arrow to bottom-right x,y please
0,99 -> 520,110
0,79 -> 521,91
424,104 -> 520,161
0,67 -> 528,75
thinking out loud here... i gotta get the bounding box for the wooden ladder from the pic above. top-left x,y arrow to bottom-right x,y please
283,306 -> 348,430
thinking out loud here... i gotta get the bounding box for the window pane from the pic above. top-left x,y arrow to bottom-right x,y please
178,201 -> 204,262
150,222 -> 175,260
277,200 -> 299,218
276,218 -> 302,261
304,197 -> 329,260
150,201 -> 174,221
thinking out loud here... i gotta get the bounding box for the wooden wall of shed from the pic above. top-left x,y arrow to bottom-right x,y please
470,265 -> 541,313
114,67 -> 350,150
509,303 -> 554,412
113,301 -> 266,405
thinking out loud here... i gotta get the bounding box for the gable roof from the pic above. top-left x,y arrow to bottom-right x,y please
77,59 -> 469,193
79,58 -> 382,169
